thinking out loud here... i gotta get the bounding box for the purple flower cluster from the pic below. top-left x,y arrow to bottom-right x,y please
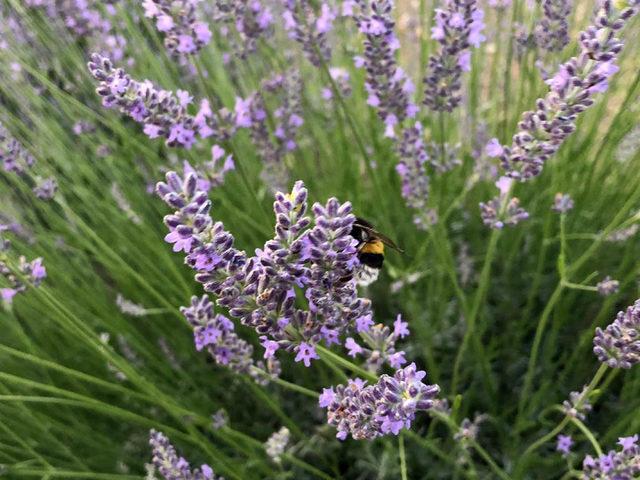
500,0 -> 639,180
156,175 -> 371,367
142,0 -> 212,57
239,69 -> 304,191
0,232 -> 47,306
1,121 -> 35,174
353,0 -> 417,137
181,295 -> 255,375
556,434 -> 573,456
283,0 -> 335,66
582,435 -> 639,479
597,276 -> 619,296
479,177 -> 529,229
209,0 -> 273,59
423,0 -> 485,112
149,430 -> 222,480
395,122 -> 433,230
552,192 -> 574,213
320,363 -> 440,440
88,54 -> 235,148
534,0 -> 572,53
593,299 -> 640,369
1,122 -> 57,200
26,0 -> 128,62
345,314 -> 410,372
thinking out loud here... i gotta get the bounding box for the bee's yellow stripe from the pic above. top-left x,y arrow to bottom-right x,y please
360,240 -> 384,255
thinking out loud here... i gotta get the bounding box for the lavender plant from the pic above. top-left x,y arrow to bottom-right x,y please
1,0 -> 640,478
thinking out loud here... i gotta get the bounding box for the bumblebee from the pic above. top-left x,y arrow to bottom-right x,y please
350,218 -> 403,270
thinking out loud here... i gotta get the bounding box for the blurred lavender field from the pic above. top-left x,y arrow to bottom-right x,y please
1,0 -> 640,478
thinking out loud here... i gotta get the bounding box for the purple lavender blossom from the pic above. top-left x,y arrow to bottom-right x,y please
345,314 -> 410,372
0,250 -> 46,306
535,0 -> 572,52
501,0 -> 640,180
552,192 -> 574,213
321,363 -> 440,440
353,0 -> 417,137
149,430 -> 222,480
206,0 -> 273,59
597,276 -> 619,296
283,0 -> 335,66
561,385 -> 592,421
88,54 -> 236,148
181,295 -> 255,375
556,434 -> 573,456
156,176 -> 371,367
395,122 -> 432,230
593,299 -> 640,368
582,435 -> 639,479
33,177 -> 57,200
479,177 -> 529,229
1,121 -> 35,174
242,69 -> 304,191
423,0 -> 485,112
142,0 -> 212,58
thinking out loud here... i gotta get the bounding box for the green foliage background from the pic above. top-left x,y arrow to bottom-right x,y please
0,0 -> 639,478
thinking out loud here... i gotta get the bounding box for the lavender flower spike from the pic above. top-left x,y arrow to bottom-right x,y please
593,299 -> 640,368
395,122 -> 432,230
501,0 -> 640,180
283,0 -> 335,66
423,0 -> 485,112
87,54 -> 235,148
149,429 -> 222,480
535,0 -> 572,52
142,0 -> 212,58
321,363 -> 440,440
353,0 -> 417,136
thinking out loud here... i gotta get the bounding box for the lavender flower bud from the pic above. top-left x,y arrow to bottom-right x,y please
593,299 -> 640,368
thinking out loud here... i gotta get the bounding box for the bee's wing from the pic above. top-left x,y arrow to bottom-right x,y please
375,231 -> 404,253
354,221 -> 404,253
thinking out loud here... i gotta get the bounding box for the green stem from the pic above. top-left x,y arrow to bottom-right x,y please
569,417 -> 603,457
399,434 -> 408,480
